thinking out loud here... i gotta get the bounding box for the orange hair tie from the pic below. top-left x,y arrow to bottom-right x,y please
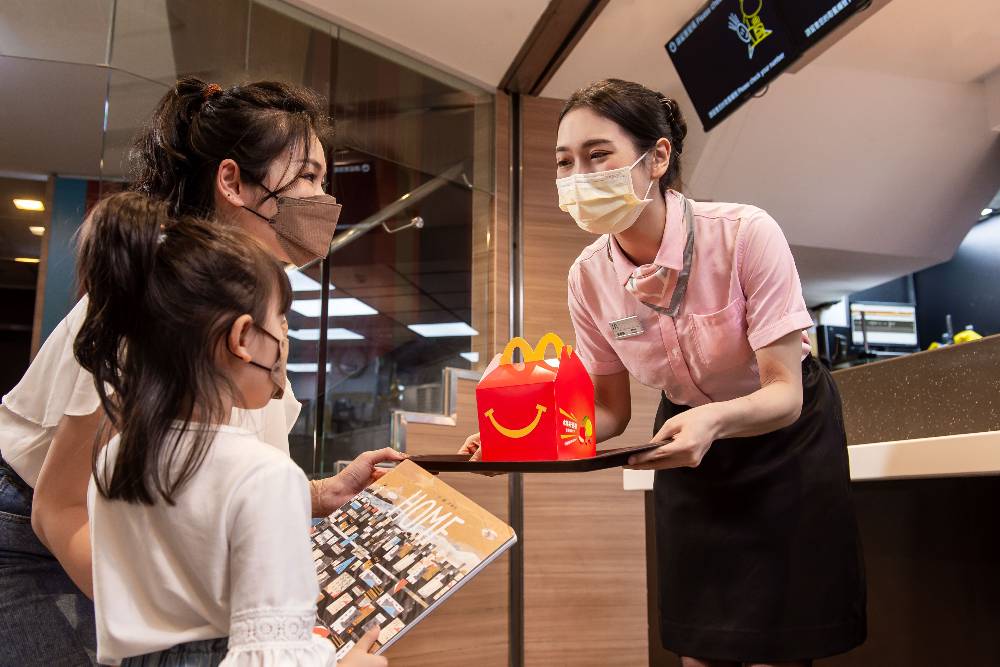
203,83 -> 223,100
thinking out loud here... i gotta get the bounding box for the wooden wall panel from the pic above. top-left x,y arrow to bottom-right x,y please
385,376 -> 509,667
520,95 -> 656,666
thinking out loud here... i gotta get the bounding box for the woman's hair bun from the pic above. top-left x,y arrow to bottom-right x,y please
659,97 -> 687,154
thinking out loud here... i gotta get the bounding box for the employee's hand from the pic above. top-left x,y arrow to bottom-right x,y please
625,404 -> 721,470
310,448 -> 408,516
339,628 -> 387,667
458,433 -> 502,476
458,432 -> 483,461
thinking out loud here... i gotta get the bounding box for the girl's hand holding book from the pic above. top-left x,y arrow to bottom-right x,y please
338,628 -> 387,667
310,448 -> 408,516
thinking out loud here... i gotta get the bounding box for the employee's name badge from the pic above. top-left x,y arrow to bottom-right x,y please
609,315 -> 644,340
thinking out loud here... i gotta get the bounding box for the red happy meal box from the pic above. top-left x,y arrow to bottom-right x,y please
476,333 -> 596,462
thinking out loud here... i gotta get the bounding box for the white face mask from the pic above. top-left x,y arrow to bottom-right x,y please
556,151 -> 655,235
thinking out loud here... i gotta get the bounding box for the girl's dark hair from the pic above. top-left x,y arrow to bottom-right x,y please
559,78 -> 688,194
129,77 -> 333,218
74,191 -> 292,505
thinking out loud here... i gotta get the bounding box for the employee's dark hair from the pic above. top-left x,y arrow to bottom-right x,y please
74,191 -> 292,505
129,77 -> 333,218
560,78 -> 687,194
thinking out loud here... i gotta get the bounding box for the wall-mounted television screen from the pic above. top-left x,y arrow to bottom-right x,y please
778,0 -> 867,50
666,0 -> 866,131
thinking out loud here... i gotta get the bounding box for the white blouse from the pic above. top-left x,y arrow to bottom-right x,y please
0,296 -> 301,486
89,424 -> 337,665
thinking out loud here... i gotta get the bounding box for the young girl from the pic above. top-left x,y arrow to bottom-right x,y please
75,192 -> 386,667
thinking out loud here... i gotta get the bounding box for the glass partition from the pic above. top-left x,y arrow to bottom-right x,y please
1,0 -> 494,476
111,0 -> 251,87
0,0 -> 113,65
313,28 -> 494,472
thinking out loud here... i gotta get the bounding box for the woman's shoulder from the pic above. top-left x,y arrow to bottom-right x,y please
569,235 -> 613,280
2,295 -> 98,431
689,198 -> 784,252
689,198 -> 772,225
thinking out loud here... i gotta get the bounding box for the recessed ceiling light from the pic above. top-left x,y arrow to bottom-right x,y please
13,198 -> 44,211
14,257 -> 40,263
29,226 -> 45,236
290,298 -> 377,318
285,268 -> 335,292
982,208 -> 994,217
288,328 -> 364,341
407,322 -> 479,338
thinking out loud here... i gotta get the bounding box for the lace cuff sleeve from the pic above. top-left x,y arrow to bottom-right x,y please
220,607 -> 337,666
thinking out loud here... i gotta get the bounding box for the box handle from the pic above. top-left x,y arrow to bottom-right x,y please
500,332 -> 569,366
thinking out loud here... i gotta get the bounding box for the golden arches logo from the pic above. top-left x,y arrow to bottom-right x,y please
500,332 -> 573,366
484,405 -> 548,439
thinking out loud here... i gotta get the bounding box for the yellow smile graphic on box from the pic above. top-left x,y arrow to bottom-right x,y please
484,405 -> 547,439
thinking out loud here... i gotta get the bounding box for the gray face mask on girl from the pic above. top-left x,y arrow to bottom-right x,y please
245,323 -> 287,400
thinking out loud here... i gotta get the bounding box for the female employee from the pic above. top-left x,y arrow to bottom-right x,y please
463,79 -> 865,667
0,78 -> 403,664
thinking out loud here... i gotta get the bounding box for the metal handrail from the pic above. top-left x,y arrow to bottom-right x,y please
298,162 -> 467,271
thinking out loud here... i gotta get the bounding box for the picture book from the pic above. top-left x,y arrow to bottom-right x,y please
310,460 -> 516,657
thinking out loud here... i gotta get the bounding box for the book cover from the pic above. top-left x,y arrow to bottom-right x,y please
310,459 -> 516,658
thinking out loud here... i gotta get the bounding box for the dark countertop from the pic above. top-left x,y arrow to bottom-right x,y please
832,334 -> 1000,445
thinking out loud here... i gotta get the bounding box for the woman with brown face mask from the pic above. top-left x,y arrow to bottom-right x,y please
0,78 -> 404,665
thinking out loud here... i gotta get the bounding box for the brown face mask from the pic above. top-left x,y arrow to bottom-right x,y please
245,192 -> 342,268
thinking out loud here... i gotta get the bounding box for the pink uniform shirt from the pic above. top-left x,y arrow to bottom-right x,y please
568,189 -> 812,408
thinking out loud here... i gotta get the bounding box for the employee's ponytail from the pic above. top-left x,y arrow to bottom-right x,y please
559,79 -> 688,194
74,191 -> 291,505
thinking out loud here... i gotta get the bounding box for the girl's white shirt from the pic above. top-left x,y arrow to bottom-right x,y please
89,424 -> 337,665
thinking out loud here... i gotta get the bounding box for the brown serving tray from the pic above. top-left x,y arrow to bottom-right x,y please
409,443 -> 661,474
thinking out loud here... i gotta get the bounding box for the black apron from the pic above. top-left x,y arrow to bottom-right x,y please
652,355 -> 867,662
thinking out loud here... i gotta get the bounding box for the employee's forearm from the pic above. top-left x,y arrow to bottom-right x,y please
711,381 -> 802,440
595,402 -> 628,443
34,505 -> 93,598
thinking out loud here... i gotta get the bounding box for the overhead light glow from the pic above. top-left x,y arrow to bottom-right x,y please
285,268 -> 335,292
286,363 -> 332,373
407,322 -> 479,338
14,257 -> 40,263
288,328 -> 364,341
291,297 -> 377,318
460,352 -> 480,363
13,198 -> 44,211
29,226 -> 45,236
